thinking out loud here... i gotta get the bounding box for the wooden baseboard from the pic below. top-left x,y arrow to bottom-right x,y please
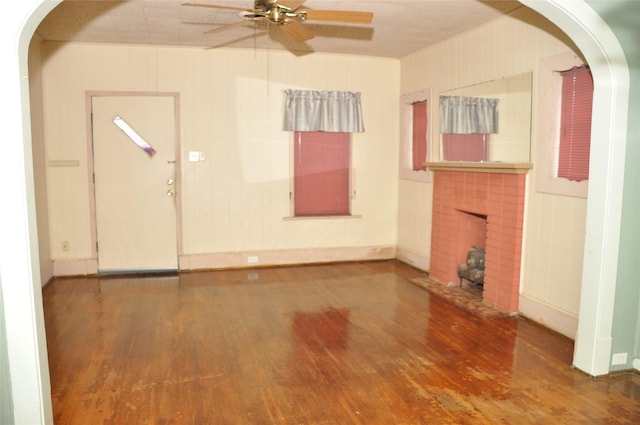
52,259 -> 98,276
50,247 -> 396,276
39,260 -> 54,287
519,294 -> 578,340
179,246 -> 396,271
395,247 -> 430,273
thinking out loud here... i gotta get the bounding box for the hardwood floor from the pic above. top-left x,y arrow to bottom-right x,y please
43,261 -> 640,424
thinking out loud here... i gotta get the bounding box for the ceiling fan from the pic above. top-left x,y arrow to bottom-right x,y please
182,0 -> 374,43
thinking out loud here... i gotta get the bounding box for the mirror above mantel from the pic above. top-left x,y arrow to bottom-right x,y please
433,72 -> 533,165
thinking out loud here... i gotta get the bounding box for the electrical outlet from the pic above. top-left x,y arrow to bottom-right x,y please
247,255 -> 258,264
61,241 -> 69,251
611,352 -> 628,365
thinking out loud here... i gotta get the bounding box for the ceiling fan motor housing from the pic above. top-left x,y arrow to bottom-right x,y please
255,0 -> 279,12
254,0 -> 301,25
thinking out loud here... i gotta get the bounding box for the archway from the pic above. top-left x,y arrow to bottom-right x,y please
520,0 -> 630,376
2,0 -> 629,423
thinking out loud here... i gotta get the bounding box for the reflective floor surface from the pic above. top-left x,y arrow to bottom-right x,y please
43,261 -> 640,424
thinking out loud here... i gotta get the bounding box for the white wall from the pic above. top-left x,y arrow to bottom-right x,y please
398,7 -> 585,337
28,35 -> 52,286
38,43 -> 400,271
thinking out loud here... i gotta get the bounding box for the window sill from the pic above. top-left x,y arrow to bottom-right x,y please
425,161 -> 533,174
283,214 -> 363,221
537,175 -> 588,198
399,168 -> 432,182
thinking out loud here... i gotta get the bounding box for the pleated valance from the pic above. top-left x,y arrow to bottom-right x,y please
283,90 -> 365,133
440,96 -> 499,134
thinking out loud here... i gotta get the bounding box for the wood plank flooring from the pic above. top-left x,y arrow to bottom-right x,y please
43,261 -> 640,424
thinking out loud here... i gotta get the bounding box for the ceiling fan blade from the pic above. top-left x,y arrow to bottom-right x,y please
182,2 -> 253,12
204,19 -> 254,34
280,0 -> 306,11
279,20 -> 314,42
303,10 -> 373,25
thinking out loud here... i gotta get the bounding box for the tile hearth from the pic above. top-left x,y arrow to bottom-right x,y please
409,277 -> 510,319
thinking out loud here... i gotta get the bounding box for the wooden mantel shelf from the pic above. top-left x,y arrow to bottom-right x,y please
425,162 -> 533,174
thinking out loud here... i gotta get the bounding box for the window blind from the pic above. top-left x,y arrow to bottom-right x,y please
294,131 -> 350,216
442,134 -> 488,161
412,101 -> 427,170
558,66 -> 593,182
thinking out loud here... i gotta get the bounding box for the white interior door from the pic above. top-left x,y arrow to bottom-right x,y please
92,95 -> 178,273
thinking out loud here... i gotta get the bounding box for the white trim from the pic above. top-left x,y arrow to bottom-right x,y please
50,248 -> 396,276
179,246 -> 396,271
39,260 -> 54,288
519,294 -> 578,340
283,214 -> 363,221
399,89 -> 433,182
52,259 -> 98,277
633,358 -> 640,372
396,247 -> 430,273
4,2 -> 61,424
521,0 -> 629,377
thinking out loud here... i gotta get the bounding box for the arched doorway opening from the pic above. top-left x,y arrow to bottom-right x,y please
4,0 -> 629,423
520,0 -> 630,376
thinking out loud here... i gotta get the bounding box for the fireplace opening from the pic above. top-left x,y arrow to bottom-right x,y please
458,245 -> 485,287
456,210 -> 487,288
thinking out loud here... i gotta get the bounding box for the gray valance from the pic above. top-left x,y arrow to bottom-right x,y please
283,90 -> 365,133
440,96 -> 499,134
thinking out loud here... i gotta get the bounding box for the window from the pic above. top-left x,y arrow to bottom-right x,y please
412,101 -> 428,170
557,66 -> 593,182
536,53 -> 591,198
283,89 -> 361,217
293,131 -> 350,216
442,133 -> 488,161
400,89 -> 432,181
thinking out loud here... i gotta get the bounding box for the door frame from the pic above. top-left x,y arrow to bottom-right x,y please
85,91 -> 183,269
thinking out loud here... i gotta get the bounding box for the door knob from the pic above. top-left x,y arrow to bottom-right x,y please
167,178 -> 174,185
167,189 -> 175,197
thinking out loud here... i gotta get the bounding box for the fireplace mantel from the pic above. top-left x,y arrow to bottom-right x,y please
425,162 -> 533,174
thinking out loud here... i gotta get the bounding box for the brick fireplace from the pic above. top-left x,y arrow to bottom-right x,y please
428,163 -> 530,313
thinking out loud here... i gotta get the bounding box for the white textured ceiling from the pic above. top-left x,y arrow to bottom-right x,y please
36,0 -> 523,58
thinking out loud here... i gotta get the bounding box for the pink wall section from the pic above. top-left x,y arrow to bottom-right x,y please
430,170 -> 526,312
